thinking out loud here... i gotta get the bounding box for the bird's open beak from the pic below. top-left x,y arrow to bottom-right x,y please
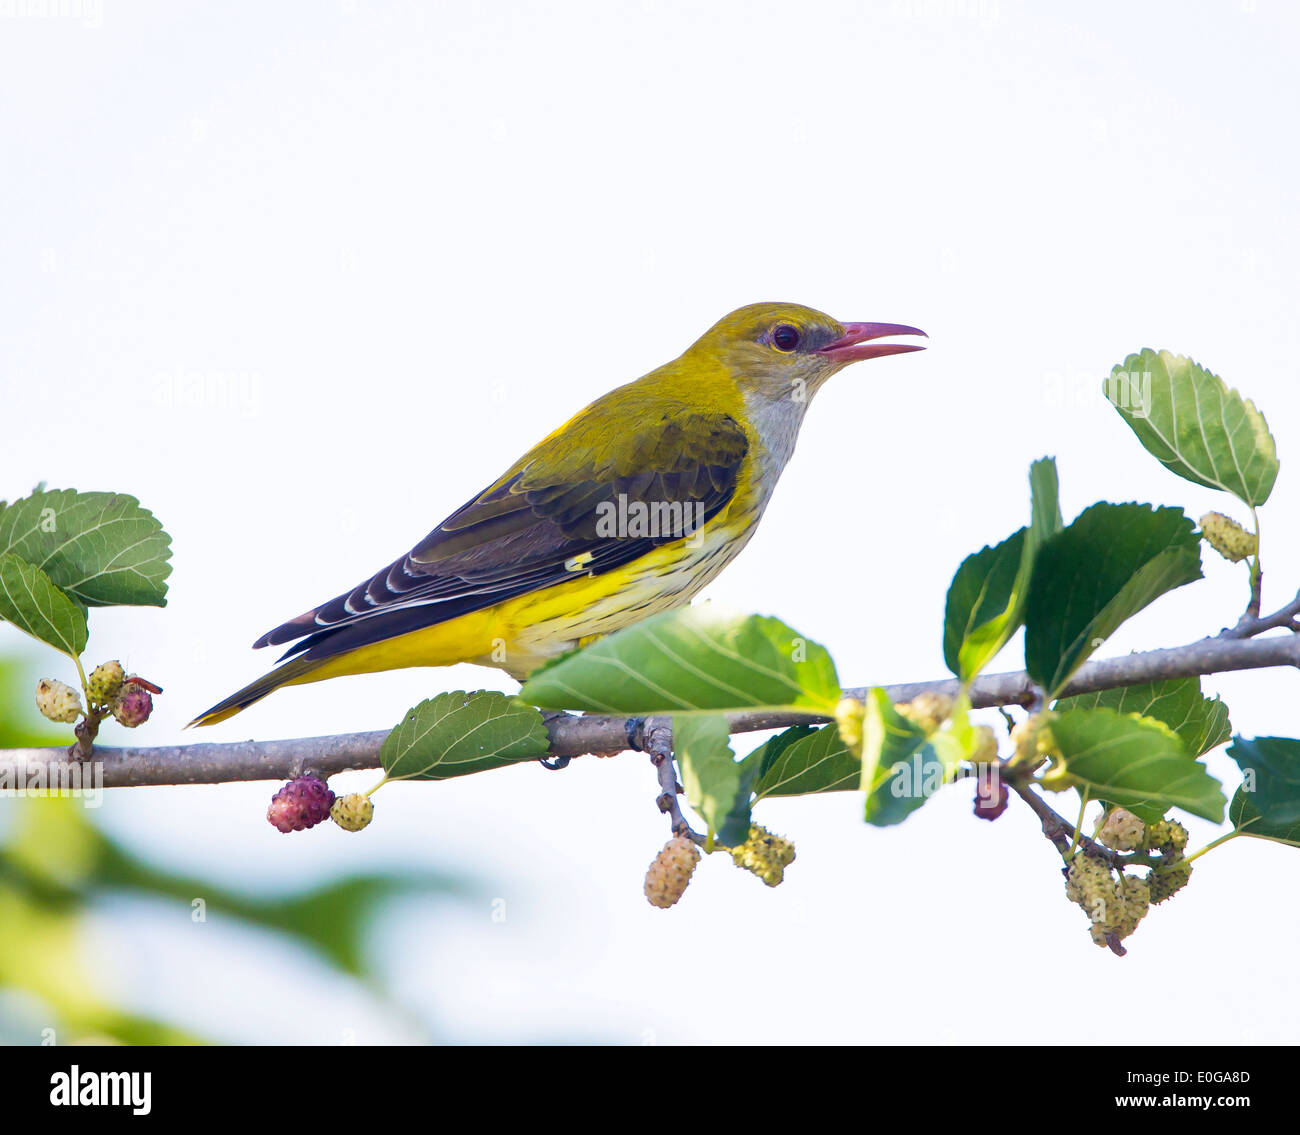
818,322 -> 927,363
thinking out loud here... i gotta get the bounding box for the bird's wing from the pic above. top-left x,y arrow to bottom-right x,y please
255,406 -> 749,663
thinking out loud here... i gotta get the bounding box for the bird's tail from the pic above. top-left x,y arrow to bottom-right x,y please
187,656 -> 323,727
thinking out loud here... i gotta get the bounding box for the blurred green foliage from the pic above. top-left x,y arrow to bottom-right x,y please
0,655 -> 469,1044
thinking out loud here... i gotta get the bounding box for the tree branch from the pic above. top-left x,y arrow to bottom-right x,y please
1005,772 -> 1160,870
3,629 -> 1298,789
1220,587 -> 1300,639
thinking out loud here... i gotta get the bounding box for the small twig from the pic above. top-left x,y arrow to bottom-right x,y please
1005,773 -> 1159,869
1219,588 -> 1300,639
1247,562 -> 1263,620
638,716 -> 702,844
70,715 -> 98,762
1247,507 -> 1264,621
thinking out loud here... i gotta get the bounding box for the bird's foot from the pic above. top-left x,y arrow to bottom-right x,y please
624,717 -> 646,752
538,710 -> 573,769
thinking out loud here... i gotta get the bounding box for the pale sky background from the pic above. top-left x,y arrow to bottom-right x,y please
2,0 -> 1299,1044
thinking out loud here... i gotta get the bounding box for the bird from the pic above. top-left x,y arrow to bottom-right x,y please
190,302 -> 925,726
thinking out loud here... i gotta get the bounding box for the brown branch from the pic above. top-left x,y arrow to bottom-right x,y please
1220,587 -> 1300,639
3,628 -> 1299,789
635,716 -> 702,844
1005,772 -> 1159,870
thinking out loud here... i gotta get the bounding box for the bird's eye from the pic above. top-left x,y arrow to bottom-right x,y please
771,324 -> 801,352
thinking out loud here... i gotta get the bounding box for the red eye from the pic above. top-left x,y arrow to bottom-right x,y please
772,324 -> 801,352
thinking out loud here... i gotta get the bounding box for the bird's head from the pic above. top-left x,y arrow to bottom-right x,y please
686,301 -> 926,405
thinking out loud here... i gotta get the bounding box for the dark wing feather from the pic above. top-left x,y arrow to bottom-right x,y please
254,408 -> 749,665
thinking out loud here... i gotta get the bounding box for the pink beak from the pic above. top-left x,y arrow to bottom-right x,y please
818,321 -> 927,363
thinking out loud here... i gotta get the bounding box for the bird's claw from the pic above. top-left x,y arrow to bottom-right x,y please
624,717 -> 646,752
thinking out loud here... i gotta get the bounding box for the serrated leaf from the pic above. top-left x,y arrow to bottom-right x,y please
1025,504 -> 1202,696
1046,707 -> 1225,822
1055,678 -> 1230,757
1105,349 -> 1278,507
0,553 -> 88,658
944,457 -> 1062,682
380,690 -> 551,780
520,606 -> 840,715
1225,737 -> 1300,845
0,489 -> 173,607
752,724 -> 858,800
673,713 -> 746,841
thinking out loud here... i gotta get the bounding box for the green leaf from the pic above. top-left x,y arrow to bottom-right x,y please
752,724 -> 859,800
520,606 -> 841,715
868,694 -> 982,826
1055,678 -> 1230,757
0,553 -> 88,658
0,489 -> 173,607
1104,349 -> 1278,507
380,690 -> 551,781
861,688 -> 932,825
1229,794 -> 1300,848
944,530 -> 1025,679
1025,504 -> 1202,696
752,724 -> 817,780
943,457 -> 1062,681
673,714 -> 745,841
1045,707 -> 1226,822
1028,456 -> 1065,544
718,759 -> 764,849
1226,737 -> 1300,846
866,742 -> 951,827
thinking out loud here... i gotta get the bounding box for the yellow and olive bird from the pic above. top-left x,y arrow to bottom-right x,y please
190,303 -> 925,726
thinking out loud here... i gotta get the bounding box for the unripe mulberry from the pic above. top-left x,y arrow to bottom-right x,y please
1095,807 -> 1146,852
1066,853 -> 1150,947
729,824 -> 796,887
1200,512 -> 1257,563
644,836 -> 701,908
895,691 -> 954,733
87,660 -> 126,705
1145,819 -> 1189,856
1065,853 -> 1113,916
111,685 -> 153,728
1108,875 -> 1151,943
1149,859 -> 1192,904
267,776 -> 335,833
1009,713 -> 1053,766
834,697 -> 864,754
35,678 -> 82,723
970,724 -> 999,765
330,793 -> 374,832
